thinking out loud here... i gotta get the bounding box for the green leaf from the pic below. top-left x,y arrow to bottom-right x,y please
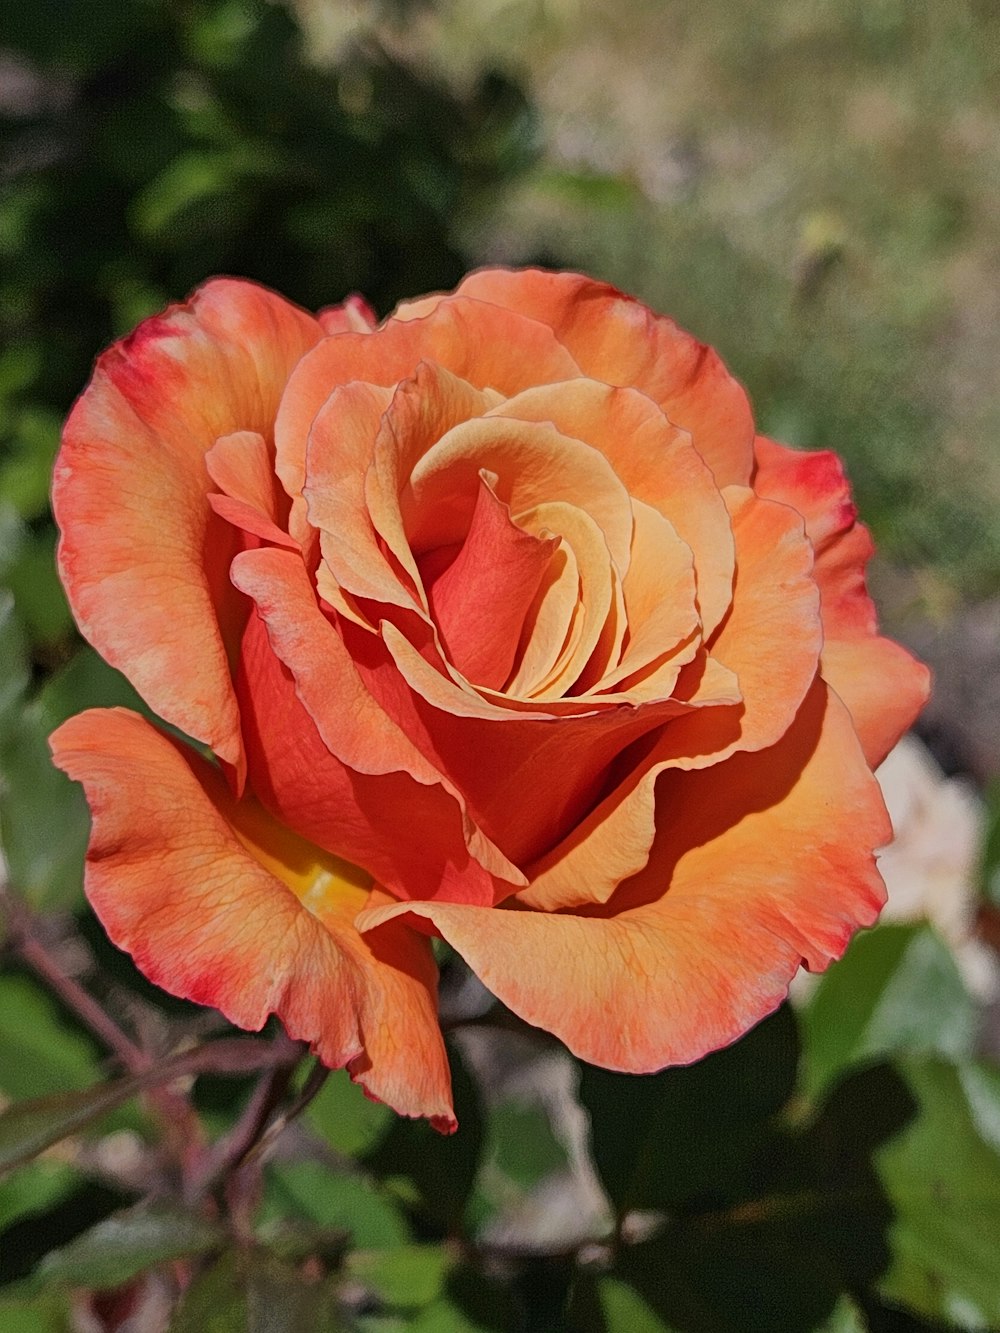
131,146 -> 282,246
0,1072 -> 144,1174
873,1060 -> 1000,1327
345,1245 -> 451,1309
0,591 -> 29,735
170,1249 -> 344,1332
580,1003 -> 799,1214
34,1202 -> 225,1291
0,973 -> 101,1100
0,644 -> 152,908
264,1160 -> 409,1249
0,1289 -> 72,1333
0,1158 -> 79,1231
306,1067 -> 393,1158
800,923 -> 978,1102
406,1265 -> 519,1332
981,779 -> 1000,908
35,645 -> 148,730
594,1275 -> 678,1331
814,1294 -> 869,1332
3,525 -> 72,647
0,708 -> 90,910
0,407 -> 61,520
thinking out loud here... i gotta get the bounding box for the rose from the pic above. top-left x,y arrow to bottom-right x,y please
51,269 -> 928,1129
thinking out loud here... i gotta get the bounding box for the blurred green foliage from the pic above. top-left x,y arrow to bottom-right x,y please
461,0 -> 1000,597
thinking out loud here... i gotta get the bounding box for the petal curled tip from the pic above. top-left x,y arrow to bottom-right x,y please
318,294 -> 379,334
51,707 -> 455,1127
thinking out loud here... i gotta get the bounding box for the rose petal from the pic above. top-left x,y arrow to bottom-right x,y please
303,381 -> 414,615
358,683 -> 888,1071
274,296 -> 581,539
753,435 -> 930,765
586,499 -> 698,694
206,431 -> 299,551
444,269 -> 755,490
402,415 -> 635,579
50,708 -> 454,1128
516,652 -> 741,912
641,485 -> 822,769
231,546 -> 524,901
206,430 -> 286,524
54,279 -> 323,776
368,619 -> 726,867
508,500 -> 616,698
366,363 -> 501,609
489,378 -> 735,638
425,477 -> 558,690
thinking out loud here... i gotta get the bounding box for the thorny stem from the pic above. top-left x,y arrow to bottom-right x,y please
2,888 -> 147,1073
1,887 -> 312,1203
187,1034 -> 304,1206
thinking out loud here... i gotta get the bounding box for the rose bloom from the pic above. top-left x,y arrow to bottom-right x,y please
51,270 -> 928,1129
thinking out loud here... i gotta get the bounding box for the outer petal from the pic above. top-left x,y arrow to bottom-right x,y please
634,484 -> 822,771
50,709 -> 454,1128
358,684 -> 889,1071
433,269 -> 755,489
54,280 -> 324,773
753,436 -> 930,765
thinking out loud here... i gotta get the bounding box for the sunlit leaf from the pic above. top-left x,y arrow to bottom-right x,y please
345,1245 -> 452,1309
306,1067 -> 393,1158
800,923 -> 978,1102
466,1093 -> 572,1238
594,1275 -> 678,1331
814,1294 -> 869,1332
873,1060 -> 1000,1327
0,1288 -> 72,1333
264,1160 -> 408,1250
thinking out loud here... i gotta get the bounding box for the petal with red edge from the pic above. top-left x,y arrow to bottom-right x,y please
358,684 -> 888,1072
54,279 -> 323,775
752,435 -> 929,765
50,708 -> 454,1128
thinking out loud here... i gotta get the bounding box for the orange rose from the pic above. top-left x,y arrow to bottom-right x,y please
50,270 -> 928,1129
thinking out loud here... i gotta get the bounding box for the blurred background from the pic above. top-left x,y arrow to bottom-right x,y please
1,2 -> 999,1330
